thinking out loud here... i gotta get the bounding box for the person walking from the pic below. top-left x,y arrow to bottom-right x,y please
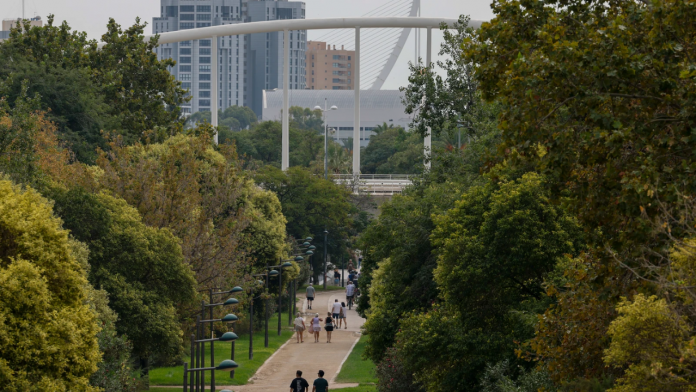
331,299 -> 342,321
312,370 -> 329,392
290,370 -> 310,392
346,281 -> 356,308
324,312 -> 334,343
306,283 -> 316,310
341,301 -> 348,329
294,312 -> 306,343
338,302 -> 346,329
311,313 -> 322,343
333,270 -> 340,286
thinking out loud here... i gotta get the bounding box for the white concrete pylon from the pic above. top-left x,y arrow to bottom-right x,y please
352,27 -> 361,176
424,27 -> 432,170
282,29 -> 290,170
212,35 -> 218,144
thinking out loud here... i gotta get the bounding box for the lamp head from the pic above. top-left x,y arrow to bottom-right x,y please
216,359 -> 239,370
294,256 -> 304,261
302,242 -> 310,246
305,251 -> 313,256
308,245 -> 316,250
306,237 -> 313,241
230,286 -> 243,294
330,105 -> 338,110
224,297 -> 240,306
222,314 -> 238,323
313,105 -> 322,110
281,262 -> 293,268
219,332 -> 239,342
268,269 -> 279,277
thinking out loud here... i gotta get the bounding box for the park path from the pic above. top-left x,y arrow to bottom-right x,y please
219,288 -> 366,391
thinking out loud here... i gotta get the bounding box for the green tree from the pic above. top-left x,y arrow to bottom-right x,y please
0,180 -> 100,391
0,15 -> 188,162
49,187 -> 197,368
361,124 -> 423,174
254,165 -> 354,282
289,106 -> 324,132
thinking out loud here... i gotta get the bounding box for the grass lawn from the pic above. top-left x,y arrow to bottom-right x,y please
333,385 -> 378,392
149,313 -> 293,386
335,335 -> 377,385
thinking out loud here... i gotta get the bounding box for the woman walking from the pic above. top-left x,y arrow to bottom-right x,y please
341,301 -> 348,329
311,313 -> 323,343
325,312 -> 334,343
294,312 -> 306,343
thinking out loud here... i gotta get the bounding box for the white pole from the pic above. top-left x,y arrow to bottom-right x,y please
352,27 -> 361,176
282,29 -> 290,171
212,35 -> 219,144
424,27 -> 432,170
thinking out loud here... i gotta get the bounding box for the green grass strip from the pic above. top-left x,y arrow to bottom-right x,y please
335,335 -> 377,385
149,313 -> 294,386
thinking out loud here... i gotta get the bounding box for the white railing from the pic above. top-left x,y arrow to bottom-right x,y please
332,174 -> 414,195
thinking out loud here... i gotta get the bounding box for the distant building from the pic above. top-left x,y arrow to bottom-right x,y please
153,0 -> 306,117
1,16 -> 43,41
262,89 -> 412,148
305,41 -> 355,90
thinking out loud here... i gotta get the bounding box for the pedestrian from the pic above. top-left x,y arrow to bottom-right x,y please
311,313 -> 322,343
341,301 -> 348,329
348,271 -> 355,283
346,281 -> 356,308
333,270 -> 340,286
331,299 -> 341,320
337,302 -> 345,329
306,283 -> 315,310
290,370 -> 310,392
294,312 -> 306,343
312,370 -> 329,392
325,312 -> 334,343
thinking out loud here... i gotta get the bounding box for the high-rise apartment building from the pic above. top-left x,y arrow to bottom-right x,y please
245,0 -> 306,116
153,0 -> 306,117
305,41 -> 355,90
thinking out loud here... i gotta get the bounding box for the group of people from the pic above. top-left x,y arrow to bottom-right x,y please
290,369 -> 329,392
293,299 -> 348,343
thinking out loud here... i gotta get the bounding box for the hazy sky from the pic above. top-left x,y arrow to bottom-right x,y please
1,0 -> 495,90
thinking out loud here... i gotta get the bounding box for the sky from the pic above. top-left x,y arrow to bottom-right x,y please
1,0 -> 495,90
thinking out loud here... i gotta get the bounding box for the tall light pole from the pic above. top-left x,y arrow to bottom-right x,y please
323,229 -> 329,290
314,100 -> 338,180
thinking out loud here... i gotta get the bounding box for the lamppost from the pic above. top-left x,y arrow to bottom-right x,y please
184,287 -> 241,392
323,229 -> 329,290
314,99 -> 338,180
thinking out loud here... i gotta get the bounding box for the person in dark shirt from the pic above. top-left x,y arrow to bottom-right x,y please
312,370 -> 329,392
290,370 -> 310,392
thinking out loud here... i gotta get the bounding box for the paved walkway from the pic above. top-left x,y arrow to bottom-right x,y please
219,288 -> 365,391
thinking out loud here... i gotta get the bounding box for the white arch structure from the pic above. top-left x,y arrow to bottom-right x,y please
105,17 -> 484,174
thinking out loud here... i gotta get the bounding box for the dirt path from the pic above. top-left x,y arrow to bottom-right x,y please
218,289 -> 366,391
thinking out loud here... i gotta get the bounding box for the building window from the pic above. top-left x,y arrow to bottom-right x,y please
199,82 -> 211,89
180,48 -> 191,55
196,23 -> 211,28
182,82 -> 191,89
332,78 -> 342,83
199,48 -> 211,55
197,14 -> 211,21
180,14 -> 194,21
199,99 -> 211,106
332,86 -> 341,90
199,65 -> 211,72
181,41 -> 191,46
199,74 -> 211,81
200,39 -> 211,47
348,56 -> 351,60
197,5 -> 211,12
199,91 -> 211,98
199,57 -> 211,64
332,63 -> 340,67
179,57 -> 191,64
180,5 -> 194,12
180,23 -> 194,29
180,74 -> 192,81
180,66 -> 191,72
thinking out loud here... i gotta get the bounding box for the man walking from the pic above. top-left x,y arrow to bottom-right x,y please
331,299 -> 342,321
306,283 -> 315,310
312,370 -> 329,392
346,281 -> 356,307
290,370 -> 310,392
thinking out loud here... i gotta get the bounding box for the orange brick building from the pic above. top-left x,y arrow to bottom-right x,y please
305,41 -> 356,90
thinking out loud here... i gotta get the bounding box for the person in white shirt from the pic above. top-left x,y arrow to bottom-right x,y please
346,281 -> 356,306
294,312 -> 306,343
331,299 -> 342,320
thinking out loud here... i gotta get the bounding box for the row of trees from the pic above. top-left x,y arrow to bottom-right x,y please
0,18 -> 364,391
359,3 -> 696,391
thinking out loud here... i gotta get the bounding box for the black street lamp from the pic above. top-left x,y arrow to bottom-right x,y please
184,286 -> 241,392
